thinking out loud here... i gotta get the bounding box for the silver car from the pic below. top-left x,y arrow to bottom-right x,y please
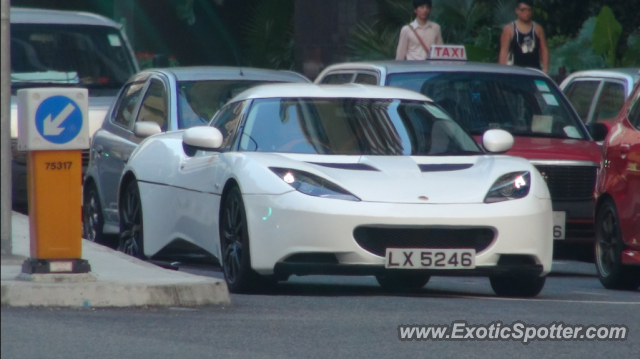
83,67 -> 310,244
560,68 -> 640,126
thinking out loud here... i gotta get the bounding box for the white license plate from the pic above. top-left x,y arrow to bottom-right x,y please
553,211 -> 566,240
385,248 -> 476,269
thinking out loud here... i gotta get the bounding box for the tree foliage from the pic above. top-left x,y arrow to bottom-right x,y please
591,6 -> 622,67
243,0 -> 295,69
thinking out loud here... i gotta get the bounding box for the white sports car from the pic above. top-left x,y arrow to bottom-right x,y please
117,83 -> 553,296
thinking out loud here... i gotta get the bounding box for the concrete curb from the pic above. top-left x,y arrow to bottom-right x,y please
1,211 -> 231,308
1,280 -> 230,307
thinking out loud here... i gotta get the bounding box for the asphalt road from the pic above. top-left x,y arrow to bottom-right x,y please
2,261 -> 638,359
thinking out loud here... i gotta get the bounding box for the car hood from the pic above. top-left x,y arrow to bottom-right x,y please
10,95 -> 115,141
473,135 -> 602,163
246,153 -> 536,204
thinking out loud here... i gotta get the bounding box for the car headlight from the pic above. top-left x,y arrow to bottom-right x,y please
269,167 -> 360,201
484,171 -> 531,203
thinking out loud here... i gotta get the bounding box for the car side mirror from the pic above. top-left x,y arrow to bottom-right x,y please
482,129 -> 514,153
133,121 -> 162,138
183,126 -> 223,151
586,123 -> 608,142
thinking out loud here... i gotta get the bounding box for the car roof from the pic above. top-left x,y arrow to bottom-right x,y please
10,7 -> 121,28
155,66 -> 310,83
321,60 -> 548,77
229,83 -> 432,103
562,68 -> 640,84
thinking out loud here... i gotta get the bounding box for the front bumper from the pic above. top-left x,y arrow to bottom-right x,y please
243,191 -> 553,277
553,199 -> 595,242
274,262 -> 544,277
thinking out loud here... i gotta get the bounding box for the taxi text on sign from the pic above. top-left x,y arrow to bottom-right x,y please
428,45 -> 467,61
17,88 -> 89,259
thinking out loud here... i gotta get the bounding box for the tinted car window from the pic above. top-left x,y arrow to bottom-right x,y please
112,82 -> 145,129
10,24 -> 136,91
630,91 -> 640,130
210,101 -> 246,151
564,80 -> 600,123
321,73 -> 354,84
592,81 -> 626,123
179,80 -> 274,129
239,98 -> 481,156
137,79 -> 168,131
354,73 -> 378,85
565,81 -> 600,122
387,72 -> 587,140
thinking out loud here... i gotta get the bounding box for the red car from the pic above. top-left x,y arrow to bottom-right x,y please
595,81 -> 640,290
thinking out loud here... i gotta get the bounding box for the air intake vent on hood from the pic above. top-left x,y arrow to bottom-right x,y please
307,162 -> 379,171
418,164 -> 473,172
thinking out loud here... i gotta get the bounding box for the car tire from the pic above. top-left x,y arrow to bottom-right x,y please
83,182 -> 104,244
490,275 -> 546,297
595,201 -> 640,290
220,186 -> 271,293
117,179 -> 146,259
375,272 -> 430,291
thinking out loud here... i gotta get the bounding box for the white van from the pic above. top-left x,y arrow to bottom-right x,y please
10,7 -> 139,211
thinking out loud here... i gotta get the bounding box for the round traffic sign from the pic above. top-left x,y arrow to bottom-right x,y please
35,96 -> 83,144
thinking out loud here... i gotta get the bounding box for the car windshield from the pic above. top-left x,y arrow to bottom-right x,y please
178,80 -> 281,129
386,72 -> 588,140
10,24 -> 136,92
238,98 -> 482,156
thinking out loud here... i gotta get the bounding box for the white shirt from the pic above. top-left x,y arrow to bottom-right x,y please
396,20 -> 443,60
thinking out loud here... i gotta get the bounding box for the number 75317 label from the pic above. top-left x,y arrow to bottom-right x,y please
385,248 -> 476,269
45,162 -> 73,170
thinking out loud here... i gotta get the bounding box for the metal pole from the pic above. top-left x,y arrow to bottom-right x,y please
1,0 -> 12,255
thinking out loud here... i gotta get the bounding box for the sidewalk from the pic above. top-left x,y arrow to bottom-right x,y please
1,211 -> 230,307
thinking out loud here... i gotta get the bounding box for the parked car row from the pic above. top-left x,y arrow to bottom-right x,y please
9,8 -> 638,294
79,44 -> 638,294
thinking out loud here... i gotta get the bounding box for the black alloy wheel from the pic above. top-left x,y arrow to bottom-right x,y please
489,275 -> 546,297
375,272 -> 430,292
83,183 -> 104,244
220,186 -> 269,293
118,180 -> 145,259
595,201 -> 640,290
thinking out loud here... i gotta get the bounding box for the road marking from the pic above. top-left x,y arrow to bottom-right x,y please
460,296 -> 639,305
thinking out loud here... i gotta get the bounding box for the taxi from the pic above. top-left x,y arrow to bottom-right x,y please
315,46 -> 603,251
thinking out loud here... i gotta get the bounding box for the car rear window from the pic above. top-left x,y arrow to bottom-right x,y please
387,72 -> 588,140
178,80 -> 278,129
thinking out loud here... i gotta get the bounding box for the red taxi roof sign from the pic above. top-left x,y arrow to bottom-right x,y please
428,45 -> 467,61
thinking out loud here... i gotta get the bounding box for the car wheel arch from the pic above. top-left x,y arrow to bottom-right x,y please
118,171 -> 138,206
595,193 -> 615,217
219,178 -> 241,217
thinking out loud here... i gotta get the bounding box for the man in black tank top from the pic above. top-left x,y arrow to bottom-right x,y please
498,0 -> 549,73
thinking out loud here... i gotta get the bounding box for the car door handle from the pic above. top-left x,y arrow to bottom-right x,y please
95,145 -> 104,154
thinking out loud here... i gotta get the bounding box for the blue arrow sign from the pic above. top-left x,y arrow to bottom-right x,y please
35,96 -> 83,144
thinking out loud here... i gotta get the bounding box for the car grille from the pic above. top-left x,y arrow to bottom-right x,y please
534,166 -> 597,201
353,226 -> 495,257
